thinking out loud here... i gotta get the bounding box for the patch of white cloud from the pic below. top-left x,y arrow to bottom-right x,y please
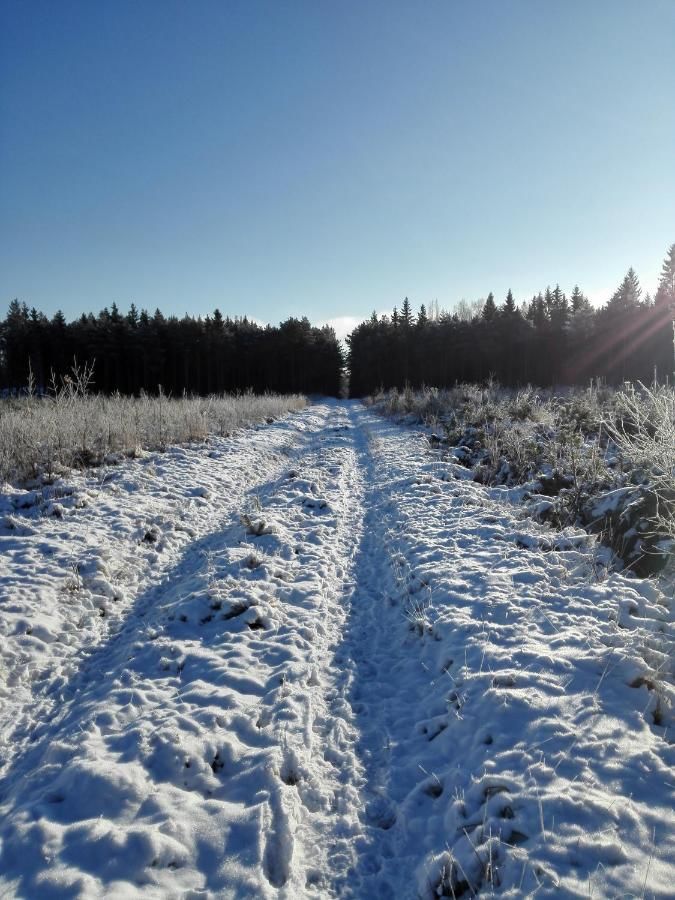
585,284 -> 614,307
319,311 -> 393,342
318,316 -> 363,342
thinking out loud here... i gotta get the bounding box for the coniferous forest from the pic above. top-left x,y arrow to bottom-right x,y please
0,308 -> 344,397
1,245 -> 673,398
348,246 -> 675,396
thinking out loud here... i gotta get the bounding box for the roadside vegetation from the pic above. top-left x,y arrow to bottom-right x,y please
0,362 -> 306,484
369,381 -> 675,578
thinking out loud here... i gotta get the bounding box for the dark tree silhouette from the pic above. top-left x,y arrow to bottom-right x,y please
0,305 -> 344,397
347,244 -> 675,395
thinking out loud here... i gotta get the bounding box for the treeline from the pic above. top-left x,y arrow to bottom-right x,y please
3,244 -> 674,399
0,305 -> 344,396
349,245 -> 675,396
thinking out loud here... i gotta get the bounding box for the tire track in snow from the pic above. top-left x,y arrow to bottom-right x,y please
293,403 -> 440,897
245,402 -> 371,896
275,407 -> 368,896
309,405 -> 440,898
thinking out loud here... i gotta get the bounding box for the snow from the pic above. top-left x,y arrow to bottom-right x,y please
0,401 -> 673,898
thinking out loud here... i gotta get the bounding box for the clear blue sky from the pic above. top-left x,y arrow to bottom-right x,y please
2,0 -> 674,337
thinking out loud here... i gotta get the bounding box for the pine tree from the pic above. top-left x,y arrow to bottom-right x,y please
609,268 -> 642,310
527,293 -> 547,329
400,297 -> 413,328
502,289 -> 517,316
655,243 -> 675,307
2,300 -> 30,386
482,292 -> 497,321
551,284 -> 565,310
126,303 -> 139,328
570,285 -> 590,313
550,285 -> 569,329
544,287 -> 553,315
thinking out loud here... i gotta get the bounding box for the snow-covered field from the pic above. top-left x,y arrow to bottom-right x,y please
0,401 -> 672,898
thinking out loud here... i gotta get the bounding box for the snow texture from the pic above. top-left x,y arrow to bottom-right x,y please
0,401 -> 673,898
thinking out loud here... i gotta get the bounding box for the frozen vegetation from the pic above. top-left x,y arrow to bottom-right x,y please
371,382 -> 675,578
0,368 -> 306,483
0,400 -> 672,897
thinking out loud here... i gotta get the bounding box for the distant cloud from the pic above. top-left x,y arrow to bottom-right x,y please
585,285 -> 613,307
318,316 -> 363,341
319,311 -> 394,341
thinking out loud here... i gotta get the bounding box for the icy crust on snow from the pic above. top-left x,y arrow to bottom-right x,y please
0,402 -> 673,898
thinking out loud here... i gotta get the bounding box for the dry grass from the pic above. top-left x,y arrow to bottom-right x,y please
369,382 -> 615,485
370,382 -> 675,575
608,383 -> 675,542
0,373 -> 306,484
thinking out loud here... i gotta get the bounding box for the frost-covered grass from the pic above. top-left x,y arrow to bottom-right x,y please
609,383 -> 675,541
370,382 -> 675,576
368,382 -> 620,505
0,387 -> 306,484
369,381 -> 614,481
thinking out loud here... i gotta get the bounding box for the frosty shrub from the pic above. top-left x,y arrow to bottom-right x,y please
371,382 -> 613,486
372,381 -> 675,574
608,384 -> 675,540
0,369 -> 306,484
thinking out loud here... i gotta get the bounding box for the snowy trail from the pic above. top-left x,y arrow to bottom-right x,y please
0,401 -> 673,898
0,408 -> 316,770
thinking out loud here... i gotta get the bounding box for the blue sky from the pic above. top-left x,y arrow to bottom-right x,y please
1,0 -> 674,337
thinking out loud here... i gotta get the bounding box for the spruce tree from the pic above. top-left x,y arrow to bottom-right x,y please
544,287 -> 553,315
609,268 -> 642,310
400,297 -> 413,328
551,284 -> 565,310
482,292 -> 497,321
570,285 -> 589,313
550,285 -> 569,328
655,243 -> 675,307
503,289 -> 517,315
126,303 -> 139,328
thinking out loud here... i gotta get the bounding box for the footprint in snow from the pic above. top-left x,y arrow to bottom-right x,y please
364,795 -> 397,830
302,496 -> 330,512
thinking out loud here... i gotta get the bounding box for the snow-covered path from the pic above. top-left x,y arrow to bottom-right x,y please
0,401 -> 673,898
